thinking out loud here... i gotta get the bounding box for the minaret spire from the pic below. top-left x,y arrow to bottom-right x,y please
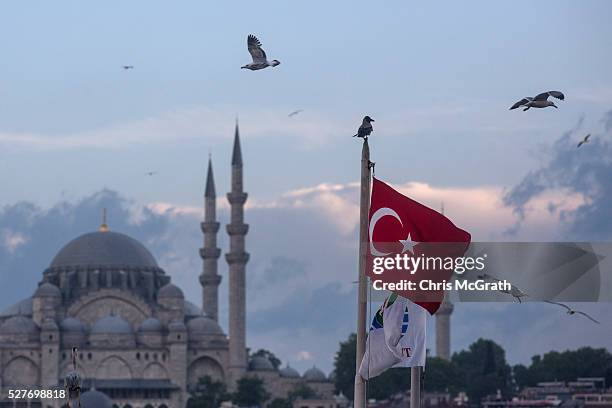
200,156 -> 222,321
226,120 -> 249,387
99,208 -> 109,232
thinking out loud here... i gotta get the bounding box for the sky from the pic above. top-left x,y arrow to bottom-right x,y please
1,1 -> 612,375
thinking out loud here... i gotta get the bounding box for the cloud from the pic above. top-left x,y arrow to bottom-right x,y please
504,109 -> 612,240
1,229 -> 28,253
0,105 -> 348,151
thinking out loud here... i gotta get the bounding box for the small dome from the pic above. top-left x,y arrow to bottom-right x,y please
34,282 -> 61,297
184,300 -> 203,317
158,283 -> 184,298
139,317 -> 163,332
60,317 -> 86,332
80,389 -> 113,408
168,320 -> 186,331
187,316 -> 223,335
0,298 -> 33,317
0,315 -> 39,334
280,365 -> 300,378
41,318 -> 59,331
249,355 -> 275,371
303,366 -> 327,382
91,315 -> 132,335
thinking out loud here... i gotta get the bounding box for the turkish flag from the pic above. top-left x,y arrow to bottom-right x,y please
367,178 -> 471,315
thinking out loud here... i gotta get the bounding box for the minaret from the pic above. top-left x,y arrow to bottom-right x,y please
199,157 -> 222,321
226,121 -> 249,385
435,201 -> 453,360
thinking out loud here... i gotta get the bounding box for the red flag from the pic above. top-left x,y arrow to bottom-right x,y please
367,177 -> 471,314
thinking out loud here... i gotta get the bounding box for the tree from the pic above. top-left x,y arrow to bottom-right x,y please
252,349 -> 282,370
288,383 -> 317,401
424,357 -> 460,393
268,398 -> 291,408
513,347 -> 612,389
187,375 -> 229,408
452,339 -> 512,404
233,376 -> 271,408
334,333 -> 357,400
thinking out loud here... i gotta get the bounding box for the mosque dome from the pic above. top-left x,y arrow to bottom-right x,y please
187,316 -> 223,335
50,231 -> 158,269
158,283 -> 184,299
33,282 -> 61,297
249,355 -> 275,371
91,315 -> 133,335
303,366 -> 327,382
138,317 -> 163,332
0,315 -> 39,335
60,317 -> 86,332
80,389 -> 113,408
279,365 -> 300,378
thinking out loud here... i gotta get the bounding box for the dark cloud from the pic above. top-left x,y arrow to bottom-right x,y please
504,110 -> 612,240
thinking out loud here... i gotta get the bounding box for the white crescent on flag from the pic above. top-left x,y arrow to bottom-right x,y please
369,207 -> 403,257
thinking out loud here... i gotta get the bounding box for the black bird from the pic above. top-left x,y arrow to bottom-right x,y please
64,347 -> 82,407
353,116 -> 375,139
577,134 -> 591,148
288,110 -> 303,117
122,65 -> 134,70
145,171 -> 158,176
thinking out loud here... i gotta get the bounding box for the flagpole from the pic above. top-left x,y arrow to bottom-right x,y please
354,139 -> 371,408
410,366 -> 422,408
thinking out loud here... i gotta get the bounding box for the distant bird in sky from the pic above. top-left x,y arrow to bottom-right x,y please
544,300 -> 600,324
577,134 -> 591,148
145,171 -> 158,176
241,34 -> 280,71
288,110 -> 303,117
510,91 -> 565,111
478,274 -> 529,302
353,116 -> 375,139
122,65 -> 134,70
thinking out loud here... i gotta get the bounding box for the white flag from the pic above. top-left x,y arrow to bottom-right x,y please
358,294 -> 427,380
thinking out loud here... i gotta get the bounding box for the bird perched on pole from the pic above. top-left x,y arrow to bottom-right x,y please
510,91 -> 565,111
241,34 -> 280,70
64,347 -> 82,407
353,116 -> 375,139
577,134 -> 591,148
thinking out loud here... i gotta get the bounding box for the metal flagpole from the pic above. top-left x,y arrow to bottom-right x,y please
410,366 -> 422,408
354,139 -> 371,408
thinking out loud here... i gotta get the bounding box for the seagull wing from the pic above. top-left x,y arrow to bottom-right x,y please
576,311 -> 600,324
534,91 -> 565,101
544,300 -> 572,312
510,98 -> 530,110
578,141 -> 584,148
247,34 -> 267,63
585,134 -> 591,142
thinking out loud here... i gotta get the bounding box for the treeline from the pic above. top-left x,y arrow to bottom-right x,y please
334,333 -> 612,404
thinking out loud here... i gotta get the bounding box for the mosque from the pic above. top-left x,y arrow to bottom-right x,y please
0,124 -> 337,408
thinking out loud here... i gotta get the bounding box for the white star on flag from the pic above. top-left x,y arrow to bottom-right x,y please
399,232 -> 418,254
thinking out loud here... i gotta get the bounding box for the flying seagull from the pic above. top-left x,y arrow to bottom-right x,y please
577,134 -> 591,148
353,116 -> 375,139
288,109 -> 303,117
478,274 -> 529,303
544,301 -> 600,324
145,171 -> 158,176
122,65 -> 134,70
241,34 -> 280,71
510,91 -> 565,111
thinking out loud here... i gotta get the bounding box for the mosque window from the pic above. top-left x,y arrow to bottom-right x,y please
87,352 -> 92,360
136,352 -> 140,360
